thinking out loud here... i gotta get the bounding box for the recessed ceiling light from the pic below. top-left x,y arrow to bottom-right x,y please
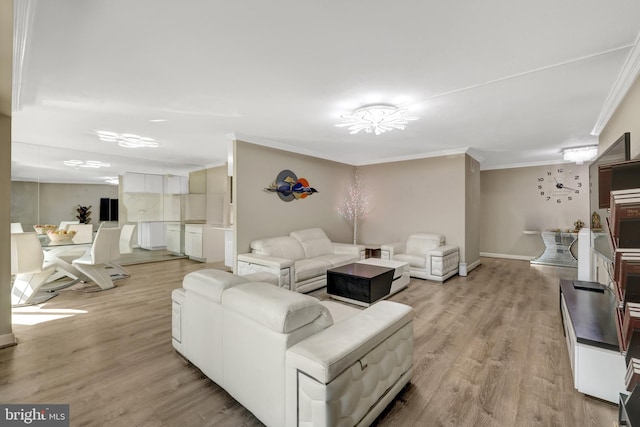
149,119 -> 167,122
335,104 -> 419,135
105,177 -> 119,185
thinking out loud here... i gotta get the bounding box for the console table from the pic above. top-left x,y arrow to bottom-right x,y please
531,231 -> 578,268
559,279 -> 626,403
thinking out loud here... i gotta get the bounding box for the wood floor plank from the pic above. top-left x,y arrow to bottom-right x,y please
0,257 -> 618,426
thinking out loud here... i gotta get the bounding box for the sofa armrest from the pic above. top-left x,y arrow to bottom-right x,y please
426,244 -> 458,257
380,241 -> 404,260
425,245 -> 459,281
286,301 -> 414,427
237,253 -> 294,290
332,242 -> 366,259
237,252 -> 294,269
286,301 -> 414,384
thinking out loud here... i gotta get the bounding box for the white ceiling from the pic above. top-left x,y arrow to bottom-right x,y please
9,0 -> 640,184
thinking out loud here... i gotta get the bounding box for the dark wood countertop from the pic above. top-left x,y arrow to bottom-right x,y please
560,279 -> 619,351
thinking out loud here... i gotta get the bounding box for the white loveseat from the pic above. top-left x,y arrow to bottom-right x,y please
171,269 -> 414,427
237,228 -> 365,293
381,232 -> 459,281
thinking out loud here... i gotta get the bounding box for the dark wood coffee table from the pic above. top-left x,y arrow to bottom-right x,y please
326,263 -> 394,306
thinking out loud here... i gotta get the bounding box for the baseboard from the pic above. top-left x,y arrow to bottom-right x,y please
480,252 -> 533,261
0,332 -> 17,349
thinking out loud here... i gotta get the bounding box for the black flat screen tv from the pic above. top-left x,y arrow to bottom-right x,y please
589,132 -> 631,261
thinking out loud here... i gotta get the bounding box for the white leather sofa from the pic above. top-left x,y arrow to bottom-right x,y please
381,233 -> 459,281
237,227 -> 365,293
172,269 -> 414,427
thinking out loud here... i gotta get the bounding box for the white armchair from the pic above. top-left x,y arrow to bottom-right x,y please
381,233 -> 459,281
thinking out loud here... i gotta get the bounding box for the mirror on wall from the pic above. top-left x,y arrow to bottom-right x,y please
11,141 -> 206,265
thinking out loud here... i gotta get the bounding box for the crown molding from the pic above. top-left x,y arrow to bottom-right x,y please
351,148 -> 470,166
480,159 -> 576,171
591,34 -> 640,136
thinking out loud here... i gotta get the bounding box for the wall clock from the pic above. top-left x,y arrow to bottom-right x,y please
536,167 -> 582,203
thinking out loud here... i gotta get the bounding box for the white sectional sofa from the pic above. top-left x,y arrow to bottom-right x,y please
171,269 -> 415,427
237,228 -> 365,293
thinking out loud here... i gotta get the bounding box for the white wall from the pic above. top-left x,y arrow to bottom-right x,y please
234,141 -> 480,267
234,140 -> 354,261
479,163 -> 589,258
359,154 -> 470,262
600,75 -> 640,160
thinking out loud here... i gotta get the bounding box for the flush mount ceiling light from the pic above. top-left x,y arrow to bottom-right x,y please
335,104 -> 419,135
64,160 -> 111,168
96,131 -> 159,148
562,146 -> 598,164
104,177 -> 119,185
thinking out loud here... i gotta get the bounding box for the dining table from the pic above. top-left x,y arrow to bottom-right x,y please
39,234 -> 93,290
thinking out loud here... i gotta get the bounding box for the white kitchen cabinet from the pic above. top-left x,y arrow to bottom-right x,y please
184,225 -> 228,263
165,175 -> 188,194
185,225 -> 204,261
166,223 -> 184,254
123,172 -> 164,193
138,221 -> 166,250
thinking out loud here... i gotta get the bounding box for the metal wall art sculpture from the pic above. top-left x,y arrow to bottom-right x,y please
265,170 -> 318,202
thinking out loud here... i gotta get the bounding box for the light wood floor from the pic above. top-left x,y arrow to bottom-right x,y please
1,257 -> 618,426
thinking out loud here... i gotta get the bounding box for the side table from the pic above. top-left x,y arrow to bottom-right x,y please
361,243 -> 381,259
531,231 -> 578,268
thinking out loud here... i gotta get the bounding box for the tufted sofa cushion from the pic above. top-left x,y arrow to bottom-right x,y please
223,282 -> 334,334
296,322 -> 413,427
251,236 -> 306,261
290,228 -> 334,258
430,249 -> 459,277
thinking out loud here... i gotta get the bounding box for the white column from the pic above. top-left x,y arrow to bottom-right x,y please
0,0 -> 16,348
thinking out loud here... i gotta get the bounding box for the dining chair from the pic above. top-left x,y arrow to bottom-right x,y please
71,227 -> 122,290
119,224 -> 136,254
11,232 -> 58,306
10,223 -> 23,233
68,223 -> 93,244
59,220 -> 79,231
106,224 -> 137,279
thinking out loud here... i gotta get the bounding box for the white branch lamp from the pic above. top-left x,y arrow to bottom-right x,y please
336,104 -> 419,135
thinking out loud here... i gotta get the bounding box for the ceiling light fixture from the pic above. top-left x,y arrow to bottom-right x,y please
335,104 -> 419,135
105,177 -> 119,185
64,160 -> 111,168
562,146 -> 598,164
96,130 -> 159,148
